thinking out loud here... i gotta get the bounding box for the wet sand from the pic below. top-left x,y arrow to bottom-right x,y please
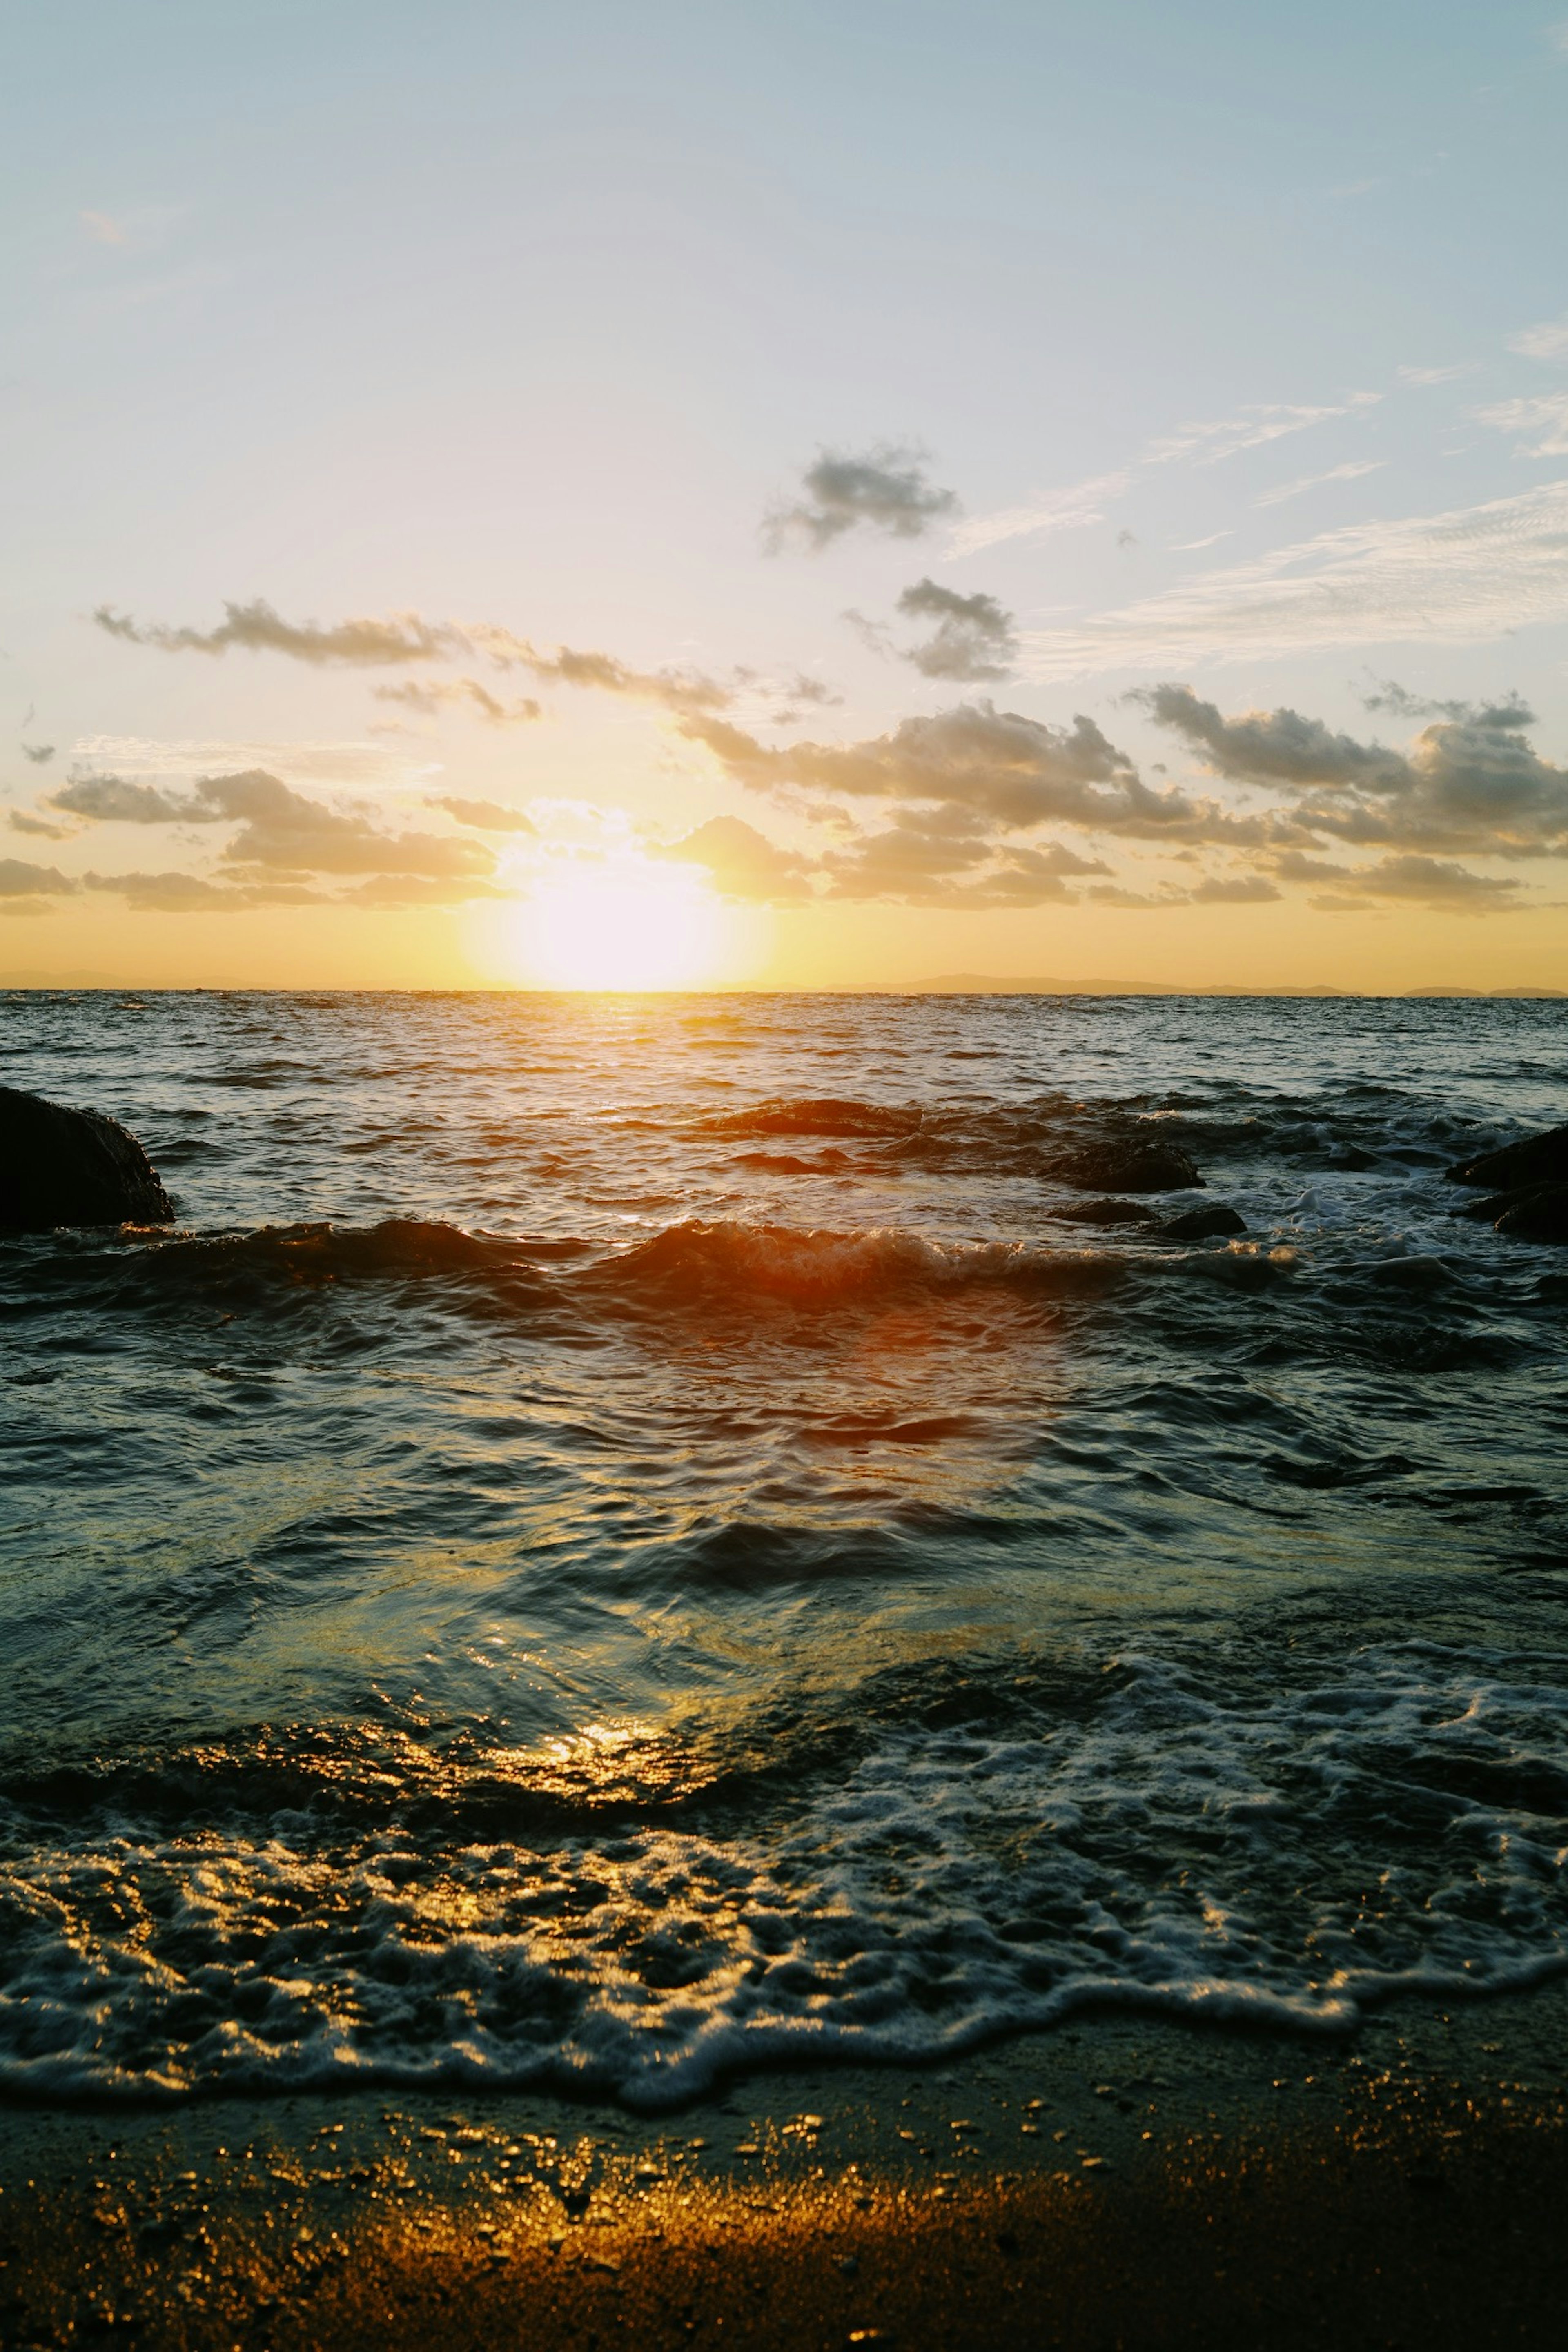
3,1985 -> 1566,2348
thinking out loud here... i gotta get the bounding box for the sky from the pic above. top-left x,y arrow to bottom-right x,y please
4,0 -> 1568,991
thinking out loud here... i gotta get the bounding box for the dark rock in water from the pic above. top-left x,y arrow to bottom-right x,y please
0,1086 -> 174,1231
1061,1136 -> 1203,1192
1453,1190 -> 1525,1223
1493,1184 -> 1568,1244
1160,1203 -> 1247,1240
1054,1197 -> 1158,1227
1446,1120 -> 1568,1190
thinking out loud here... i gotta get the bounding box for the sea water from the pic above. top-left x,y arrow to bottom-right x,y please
1,989 -> 1565,2105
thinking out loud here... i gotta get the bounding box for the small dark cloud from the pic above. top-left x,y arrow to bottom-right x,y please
0,856 -> 76,899
21,742 -> 54,764
49,775 -> 209,824
1189,872 -> 1283,904
427,796 -> 538,833
9,809 -> 73,840
895,579 -> 1018,682
764,444 -> 959,553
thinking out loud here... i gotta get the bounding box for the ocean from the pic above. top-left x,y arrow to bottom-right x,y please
2,989 -> 1565,2108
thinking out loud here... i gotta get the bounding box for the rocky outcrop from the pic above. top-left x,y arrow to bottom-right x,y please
1054,1197 -> 1158,1226
0,1086 -> 174,1231
1160,1203 -> 1247,1241
1446,1120 -> 1568,1192
1492,1184 -> 1568,1243
1060,1136 -> 1203,1193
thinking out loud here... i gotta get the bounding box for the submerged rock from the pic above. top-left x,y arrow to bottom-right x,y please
1160,1203 -> 1247,1241
1493,1184 -> 1568,1244
1054,1197 -> 1157,1226
0,1085 -> 174,1231
1060,1136 -> 1203,1193
1446,1120 -> 1568,1191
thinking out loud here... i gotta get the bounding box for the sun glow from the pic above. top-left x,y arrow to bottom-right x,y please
469,856 -> 762,989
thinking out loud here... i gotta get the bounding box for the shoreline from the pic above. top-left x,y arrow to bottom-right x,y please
5,1983 -> 1567,2347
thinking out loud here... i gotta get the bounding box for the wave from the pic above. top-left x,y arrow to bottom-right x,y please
3,1642 -> 1565,2103
587,1219 -> 1127,1306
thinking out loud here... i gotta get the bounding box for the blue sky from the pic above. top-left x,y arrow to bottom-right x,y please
4,2 -> 1568,986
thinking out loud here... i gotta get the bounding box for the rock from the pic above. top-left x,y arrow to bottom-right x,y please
1054,1197 -> 1158,1226
1494,1184 -> 1568,1244
1446,1119 -> 1568,1190
1060,1136 -> 1203,1193
0,1085 -> 174,1231
1160,1203 -> 1246,1240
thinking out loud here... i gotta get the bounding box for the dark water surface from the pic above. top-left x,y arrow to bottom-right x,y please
2,989 -> 1566,2104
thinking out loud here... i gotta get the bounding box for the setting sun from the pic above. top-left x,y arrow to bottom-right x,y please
470,856 -> 760,989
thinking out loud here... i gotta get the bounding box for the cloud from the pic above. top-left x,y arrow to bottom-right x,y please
375,678 -> 543,725
1188,872 -> 1283,904
655,815 -> 815,902
1020,480 -> 1568,674
427,796 -> 538,832
96,598 -> 460,666
679,699 -> 1272,846
1141,682 -> 1568,856
1509,311 -> 1568,360
197,770 -> 497,878
8,810 -> 74,840
952,396 -> 1381,557
947,470 -> 1133,559
894,579 -> 1018,681
822,823 -> 1108,907
1253,460 -> 1385,509
51,766 -> 500,885
80,209 -> 128,245
21,742 -> 54,764
763,444 -> 959,552
1272,851 -> 1525,915
82,870 -> 325,913
0,857 -> 76,898
1145,393 -> 1381,469
1473,392 -> 1568,455
1396,364 -> 1471,385
97,599 -> 737,726
49,774 -> 209,824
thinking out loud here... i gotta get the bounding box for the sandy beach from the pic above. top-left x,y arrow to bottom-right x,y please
4,1982 -> 1566,2348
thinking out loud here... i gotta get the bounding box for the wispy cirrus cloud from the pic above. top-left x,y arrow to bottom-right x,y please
952,396 -> 1382,556
1253,459 -> 1384,509
1018,480 -> 1568,676
1144,392 -> 1381,469
1472,392 -> 1568,456
947,470 -> 1134,559
1506,312 -> 1568,360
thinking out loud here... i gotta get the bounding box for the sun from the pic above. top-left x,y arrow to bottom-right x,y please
470,855 -> 759,989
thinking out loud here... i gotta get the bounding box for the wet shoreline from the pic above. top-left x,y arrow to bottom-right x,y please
4,1980 -> 1566,2346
